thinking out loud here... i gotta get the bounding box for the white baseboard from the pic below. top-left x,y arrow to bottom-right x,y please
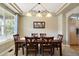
63,44 -> 70,47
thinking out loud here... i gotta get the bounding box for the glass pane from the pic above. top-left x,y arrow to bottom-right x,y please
0,9 -> 3,26
0,6 -> 4,36
5,19 -> 14,35
0,26 -> 1,35
4,11 -> 15,35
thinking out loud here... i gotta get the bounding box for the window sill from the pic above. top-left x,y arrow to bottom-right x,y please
0,38 -> 13,45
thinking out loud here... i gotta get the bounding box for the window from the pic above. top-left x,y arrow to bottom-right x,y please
4,12 -> 15,36
0,8 -> 4,36
0,19 -> 4,36
0,6 -> 17,42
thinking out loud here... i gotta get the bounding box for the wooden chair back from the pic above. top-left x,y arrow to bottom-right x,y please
57,34 -> 63,41
42,37 -> 54,44
13,34 -> 20,42
41,37 -> 54,55
25,37 -> 38,46
40,33 -> 46,37
31,33 -> 38,37
25,36 -> 38,55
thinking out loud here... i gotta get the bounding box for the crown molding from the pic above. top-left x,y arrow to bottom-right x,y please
56,3 -> 79,15
2,3 -> 22,15
9,3 -> 23,15
0,3 -> 16,15
13,3 -> 23,14
56,3 -> 70,15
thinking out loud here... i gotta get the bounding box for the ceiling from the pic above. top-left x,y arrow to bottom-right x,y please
16,3 -> 65,14
3,3 -> 79,16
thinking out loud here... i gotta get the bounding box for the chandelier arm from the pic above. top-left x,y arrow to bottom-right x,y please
27,3 -> 52,14
40,4 -> 49,12
28,3 -> 38,12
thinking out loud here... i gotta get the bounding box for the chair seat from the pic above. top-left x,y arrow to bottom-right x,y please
53,43 -> 61,47
27,49 -> 37,51
19,43 -> 25,47
43,49 -> 51,51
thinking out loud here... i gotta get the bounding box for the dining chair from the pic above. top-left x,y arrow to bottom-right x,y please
31,33 -> 39,53
25,37 -> 38,56
13,34 -> 25,55
52,34 -> 63,56
41,37 -> 54,56
56,34 -> 63,50
40,33 -> 46,54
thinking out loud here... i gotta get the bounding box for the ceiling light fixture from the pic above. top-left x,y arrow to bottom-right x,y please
46,13 -> 52,17
26,12 -> 32,16
26,3 -> 52,17
36,11 -> 42,17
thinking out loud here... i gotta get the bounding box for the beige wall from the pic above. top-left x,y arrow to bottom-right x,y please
18,14 -> 58,38
18,15 -> 24,37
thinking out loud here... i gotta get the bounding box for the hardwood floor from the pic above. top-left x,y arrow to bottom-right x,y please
1,45 -> 79,56
70,46 -> 79,52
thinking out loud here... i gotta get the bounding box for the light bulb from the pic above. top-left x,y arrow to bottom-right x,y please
26,12 -> 32,16
46,13 -> 52,17
36,13 -> 42,17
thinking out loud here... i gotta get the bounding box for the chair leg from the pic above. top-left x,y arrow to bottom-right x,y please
15,43 -> 18,56
42,48 -> 44,56
41,46 -> 43,55
56,47 -> 58,50
36,46 -> 38,56
40,48 -> 41,54
50,48 -> 52,56
60,44 -> 62,56
40,44 -> 42,54
26,48 -> 28,56
52,47 -> 54,55
22,46 -> 24,55
35,50 -> 37,56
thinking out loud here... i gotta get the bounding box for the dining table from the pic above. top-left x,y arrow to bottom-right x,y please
15,37 -> 62,56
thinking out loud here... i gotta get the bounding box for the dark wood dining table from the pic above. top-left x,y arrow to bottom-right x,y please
15,37 -> 62,56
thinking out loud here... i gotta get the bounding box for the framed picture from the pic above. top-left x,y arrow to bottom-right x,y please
33,21 -> 45,28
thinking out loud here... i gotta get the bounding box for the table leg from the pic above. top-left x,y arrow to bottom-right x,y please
22,45 -> 24,55
60,43 -> 62,56
40,44 -> 41,54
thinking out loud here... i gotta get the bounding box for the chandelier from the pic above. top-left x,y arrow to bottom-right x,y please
26,3 -> 52,17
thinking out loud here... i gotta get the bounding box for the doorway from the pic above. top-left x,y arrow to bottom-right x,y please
68,14 -> 79,46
